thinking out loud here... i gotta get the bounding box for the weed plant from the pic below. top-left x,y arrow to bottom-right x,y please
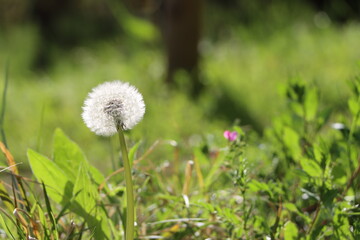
0,75 -> 360,239
0,7 -> 360,238
1,21 -> 360,165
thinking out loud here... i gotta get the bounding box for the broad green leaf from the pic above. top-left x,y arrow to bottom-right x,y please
283,203 -> 311,223
290,102 -> 304,118
53,128 -> 87,180
89,165 -> 106,186
293,168 -> 310,182
95,211 -> 112,240
54,129 -> 107,193
72,164 -> 110,240
284,221 -> 298,240
283,127 -> 301,159
321,188 -> 338,209
300,158 -> 322,178
313,144 -> 323,164
248,179 -> 273,199
88,165 -> 111,195
332,162 -> 347,185
73,162 -> 98,214
283,202 -> 298,212
84,210 -> 112,240
28,149 -> 73,204
305,88 -> 318,121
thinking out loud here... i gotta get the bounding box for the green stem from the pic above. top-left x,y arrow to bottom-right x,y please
307,202 -> 321,237
117,125 -> 134,240
242,189 -> 247,238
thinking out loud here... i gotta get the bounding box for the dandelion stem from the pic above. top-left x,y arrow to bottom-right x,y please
117,125 -> 134,240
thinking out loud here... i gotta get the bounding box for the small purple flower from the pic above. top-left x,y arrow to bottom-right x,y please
224,130 -> 238,141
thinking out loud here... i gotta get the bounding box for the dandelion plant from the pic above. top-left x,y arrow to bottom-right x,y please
82,80 -> 145,240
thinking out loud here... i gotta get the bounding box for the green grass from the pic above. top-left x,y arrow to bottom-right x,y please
1,78 -> 360,239
0,12 -> 360,239
1,20 -> 360,168
204,22 -> 360,126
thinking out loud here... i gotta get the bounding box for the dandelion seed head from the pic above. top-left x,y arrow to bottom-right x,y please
82,80 -> 145,136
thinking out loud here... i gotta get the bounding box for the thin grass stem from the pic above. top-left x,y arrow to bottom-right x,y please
0,61 -> 9,147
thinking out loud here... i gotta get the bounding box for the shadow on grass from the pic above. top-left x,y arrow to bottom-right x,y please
211,92 -> 263,133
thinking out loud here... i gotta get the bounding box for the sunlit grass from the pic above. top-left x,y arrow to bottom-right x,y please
0,11 -> 360,238
0,19 -> 359,167
204,22 -> 360,127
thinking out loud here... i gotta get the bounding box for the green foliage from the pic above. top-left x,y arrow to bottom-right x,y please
0,129 -> 111,239
28,149 -> 72,204
0,77 -> 360,239
1,7 -> 360,238
1,18 -> 360,165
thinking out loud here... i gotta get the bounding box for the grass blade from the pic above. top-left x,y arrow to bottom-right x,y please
36,104 -> 46,152
0,141 -> 18,175
0,61 -> 9,147
0,181 -> 14,211
42,182 -> 58,239
0,210 -> 16,240
0,207 -> 26,239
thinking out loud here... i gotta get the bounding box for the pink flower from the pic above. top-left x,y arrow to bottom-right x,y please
224,130 -> 238,141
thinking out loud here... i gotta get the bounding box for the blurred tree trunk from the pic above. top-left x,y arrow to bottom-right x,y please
31,0 -> 71,68
124,0 -> 204,94
30,0 -> 118,69
156,0 -> 203,95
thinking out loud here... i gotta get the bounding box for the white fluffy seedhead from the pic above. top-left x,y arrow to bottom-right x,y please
82,81 -> 145,136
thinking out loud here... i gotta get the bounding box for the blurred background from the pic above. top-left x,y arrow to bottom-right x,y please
0,0 -> 359,171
